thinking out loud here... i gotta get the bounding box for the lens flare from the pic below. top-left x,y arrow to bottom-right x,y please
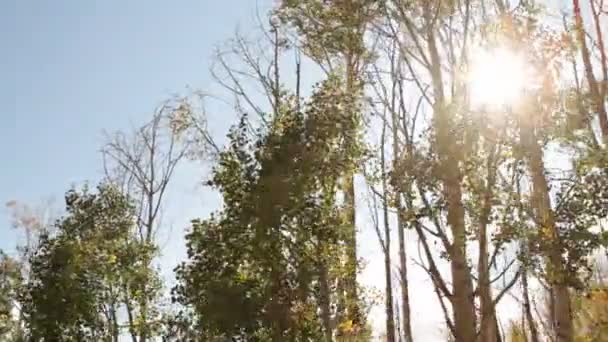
468,48 -> 528,108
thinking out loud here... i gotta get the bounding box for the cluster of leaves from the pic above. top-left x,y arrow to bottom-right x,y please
551,150 -> 608,288
276,0 -> 379,64
0,252 -> 23,340
572,285 -> 608,341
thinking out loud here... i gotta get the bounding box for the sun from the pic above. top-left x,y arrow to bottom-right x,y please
468,48 -> 528,108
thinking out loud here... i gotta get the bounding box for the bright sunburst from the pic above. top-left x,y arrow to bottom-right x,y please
468,48 -> 528,108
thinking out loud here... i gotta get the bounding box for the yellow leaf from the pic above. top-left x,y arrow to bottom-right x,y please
338,319 -> 353,333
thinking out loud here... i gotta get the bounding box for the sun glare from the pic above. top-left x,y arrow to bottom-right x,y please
468,48 -> 528,108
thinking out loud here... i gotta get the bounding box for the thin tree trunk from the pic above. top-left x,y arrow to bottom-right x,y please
495,317 -> 503,342
478,152 -> 498,342
109,296 -> 119,342
391,91 -> 413,342
518,179 -> 541,342
573,0 -> 608,141
522,267 -> 540,342
382,201 -> 396,342
588,0 -> 607,98
123,287 -> 138,342
395,202 -> 413,342
319,257 -> 333,342
395,301 -> 403,342
381,120 -> 396,342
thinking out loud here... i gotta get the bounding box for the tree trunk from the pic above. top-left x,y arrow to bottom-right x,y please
391,88 -> 413,342
522,267 -> 540,342
445,175 -> 477,342
381,121 -> 396,342
478,147 -> 501,342
572,0 -> 608,141
382,201 -> 396,342
396,205 -> 413,342
319,257 -> 333,342
588,0 -> 607,98
552,285 -> 573,342
520,110 -> 573,342
424,6 -> 477,340
478,165 -> 497,342
123,287 -> 138,342
109,299 -> 119,342
343,53 -> 360,326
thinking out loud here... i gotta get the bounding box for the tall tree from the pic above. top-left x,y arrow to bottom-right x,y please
277,1 -> 378,327
384,1 -> 479,339
102,102 -> 189,341
175,75 -> 369,341
363,115 -> 397,342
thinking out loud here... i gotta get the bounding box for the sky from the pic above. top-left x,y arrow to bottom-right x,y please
1,0 -> 264,247
3,0 -> 589,340
0,0 -> 263,322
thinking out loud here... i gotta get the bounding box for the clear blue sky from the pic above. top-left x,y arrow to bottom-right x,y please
1,1 -> 270,253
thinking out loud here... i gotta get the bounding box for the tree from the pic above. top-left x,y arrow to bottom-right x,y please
363,117 -> 396,342
175,74 -> 369,341
0,251 -> 24,341
1,199 -> 56,341
508,257 -> 608,341
20,184 -> 155,342
374,1 -> 508,340
277,1 -> 379,327
102,101 -> 190,341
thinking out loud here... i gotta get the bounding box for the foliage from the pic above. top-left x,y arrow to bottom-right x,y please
551,150 -> 608,287
277,0 -> 379,65
0,251 -> 23,340
19,184 -> 159,341
506,321 -> 528,342
174,76 -> 370,341
573,284 -> 608,341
